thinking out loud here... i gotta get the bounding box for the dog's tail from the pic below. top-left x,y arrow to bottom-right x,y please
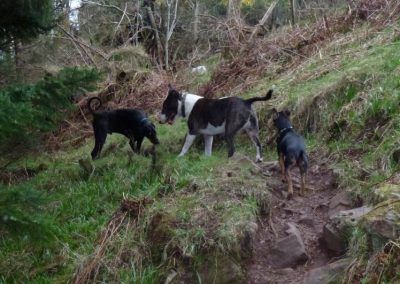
87,97 -> 102,114
245,89 -> 273,104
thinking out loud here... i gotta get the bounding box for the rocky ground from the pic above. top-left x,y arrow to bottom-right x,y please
246,153 -> 356,284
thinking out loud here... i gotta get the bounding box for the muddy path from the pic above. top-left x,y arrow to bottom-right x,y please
246,154 -> 340,284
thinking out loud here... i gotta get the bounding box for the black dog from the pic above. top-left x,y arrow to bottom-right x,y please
272,108 -> 308,198
88,97 -> 159,160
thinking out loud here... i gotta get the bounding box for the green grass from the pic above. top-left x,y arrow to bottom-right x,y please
0,117 -> 270,282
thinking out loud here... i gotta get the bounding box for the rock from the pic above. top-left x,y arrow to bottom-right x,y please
373,183 -> 400,202
191,65 -> 207,74
269,223 -> 308,268
78,158 -> 94,175
361,199 -> 400,240
299,215 -> 315,227
293,196 -> 304,203
329,191 -> 352,217
323,206 -> 372,253
276,268 -> 294,275
196,254 -> 245,284
281,191 -> 289,199
303,258 -> 351,284
240,221 -> 258,259
322,223 -> 345,253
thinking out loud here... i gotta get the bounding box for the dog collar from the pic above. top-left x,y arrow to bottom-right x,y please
140,117 -> 149,124
279,126 -> 293,134
181,93 -> 187,118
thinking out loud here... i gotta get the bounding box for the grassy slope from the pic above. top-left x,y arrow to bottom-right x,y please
245,22 -> 400,282
248,22 -> 400,199
2,20 -> 400,283
0,118 -> 269,282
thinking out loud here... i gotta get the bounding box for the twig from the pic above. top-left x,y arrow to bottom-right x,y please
268,207 -> 278,238
114,2 -> 130,35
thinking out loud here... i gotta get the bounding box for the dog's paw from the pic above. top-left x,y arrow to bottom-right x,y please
256,157 -> 263,163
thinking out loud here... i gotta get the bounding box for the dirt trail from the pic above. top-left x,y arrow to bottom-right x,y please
246,154 -> 339,284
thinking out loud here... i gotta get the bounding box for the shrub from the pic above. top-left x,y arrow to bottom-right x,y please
0,183 -> 53,241
0,67 -> 100,155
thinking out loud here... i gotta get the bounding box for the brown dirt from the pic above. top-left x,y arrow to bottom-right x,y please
246,153 -> 340,284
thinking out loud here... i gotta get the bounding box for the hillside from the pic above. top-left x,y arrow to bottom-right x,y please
1,1 -> 400,283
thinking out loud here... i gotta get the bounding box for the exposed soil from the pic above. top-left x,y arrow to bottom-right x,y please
246,153 -> 340,284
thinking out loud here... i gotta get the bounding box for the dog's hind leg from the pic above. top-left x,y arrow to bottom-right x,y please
225,115 -> 245,158
245,128 -> 263,162
300,170 -> 307,196
285,165 -> 294,199
179,134 -> 197,157
129,139 -> 136,153
298,152 -> 308,195
225,135 -> 236,158
245,114 -> 263,162
203,135 -> 213,156
284,156 -> 296,198
279,153 -> 285,182
91,129 -> 107,160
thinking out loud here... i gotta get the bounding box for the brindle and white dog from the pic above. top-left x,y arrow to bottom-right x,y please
159,85 -> 273,161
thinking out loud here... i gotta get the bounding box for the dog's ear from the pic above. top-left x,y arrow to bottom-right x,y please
284,109 -> 291,117
168,84 -> 173,90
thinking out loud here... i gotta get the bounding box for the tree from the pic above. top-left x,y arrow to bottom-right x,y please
164,0 -> 179,70
0,0 -> 55,49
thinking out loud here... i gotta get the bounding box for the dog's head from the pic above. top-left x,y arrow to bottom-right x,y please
159,85 -> 182,125
272,108 -> 292,130
144,122 -> 160,145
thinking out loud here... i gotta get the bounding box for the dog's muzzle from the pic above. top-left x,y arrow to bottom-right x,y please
158,113 -> 175,125
158,113 -> 167,124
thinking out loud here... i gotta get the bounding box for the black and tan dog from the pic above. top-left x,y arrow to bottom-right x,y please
272,108 -> 308,198
159,85 -> 273,161
88,97 -> 159,160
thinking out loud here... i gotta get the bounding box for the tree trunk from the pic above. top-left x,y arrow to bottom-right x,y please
248,0 -> 279,42
14,40 -> 22,71
193,0 -> 199,43
289,0 -> 295,26
145,2 -> 163,66
165,0 -> 178,70
165,1 -> 171,70
228,0 -> 240,19
134,0 -> 141,45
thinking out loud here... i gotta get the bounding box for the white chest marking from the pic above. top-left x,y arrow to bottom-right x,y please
199,122 -> 226,135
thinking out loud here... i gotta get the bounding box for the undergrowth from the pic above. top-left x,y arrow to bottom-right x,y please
0,119 -> 267,282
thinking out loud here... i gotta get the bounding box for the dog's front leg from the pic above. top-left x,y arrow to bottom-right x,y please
129,139 -> 137,153
178,134 -> 197,157
136,136 -> 144,153
204,135 -> 213,156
